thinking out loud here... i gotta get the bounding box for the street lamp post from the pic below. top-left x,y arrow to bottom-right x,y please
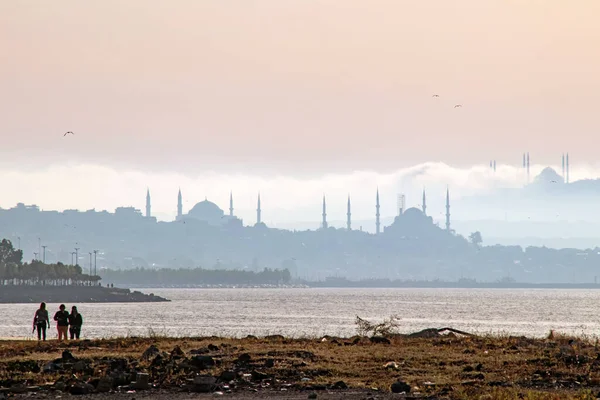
93,250 -> 98,276
74,248 -> 80,266
89,252 -> 92,277
42,245 -> 47,264
33,252 -> 38,261
71,252 -> 75,266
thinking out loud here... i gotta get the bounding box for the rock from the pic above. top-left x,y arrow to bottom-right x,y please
141,344 -> 160,361
150,354 -> 166,368
331,381 -> 348,390
390,380 -> 411,394
250,370 -> 271,381
97,377 -> 113,393
62,350 -> 76,361
208,344 -> 219,352
110,358 -> 128,371
265,358 -> 275,368
190,355 -> 215,370
308,393 -> 318,399
218,370 -> 237,382
170,346 -> 184,357
43,361 -> 61,373
192,375 -> 216,393
73,360 -> 87,372
463,365 -> 474,372
130,373 -> 150,390
238,353 -> 251,363
69,381 -> 94,395
370,336 -> 391,345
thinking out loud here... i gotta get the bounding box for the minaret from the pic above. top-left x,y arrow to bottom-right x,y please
566,153 -> 570,184
375,188 -> 381,235
322,196 -> 328,229
445,187 -> 451,232
145,188 -> 151,218
346,195 -> 351,230
493,160 -> 496,173
522,153 -> 526,169
177,188 -> 182,219
256,193 -> 262,224
562,154 -> 565,180
422,189 -> 427,216
229,191 -> 234,217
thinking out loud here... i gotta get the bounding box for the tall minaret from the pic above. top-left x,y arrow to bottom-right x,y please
229,191 -> 234,217
562,154 -> 565,180
346,195 -> 351,230
256,193 -> 262,224
322,196 -> 328,229
493,160 -> 496,173
422,189 -> 427,216
145,188 -> 151,218
177,188 -> 183,219
445,187 -> 451,232
566,153 -> 570,184
522,153 -> 526,169
375,188 -> 381,235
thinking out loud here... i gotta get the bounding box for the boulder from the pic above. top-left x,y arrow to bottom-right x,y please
218,370 -> 237,382
207,344 -> 219,352
369,336 -> 391,345
190,355 -> 215,370
237,353 -> 251,363
390,380 -> 411,394
141,344 -> 160,361
192,375 -> 217,393
331,381 -> 348,390
69,381 -> 94,395
62,350 -> 76,361
130,373 -> 150,390
96,377 -> 113,393
170,346 -> 185,357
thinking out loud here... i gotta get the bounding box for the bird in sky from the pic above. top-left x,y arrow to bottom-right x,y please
432,94 -> 440,98
454,104 -> 462,108
64,131 -> 74,136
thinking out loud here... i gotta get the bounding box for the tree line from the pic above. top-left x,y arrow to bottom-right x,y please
100,266 -> 292,286
0,239 -> 101,286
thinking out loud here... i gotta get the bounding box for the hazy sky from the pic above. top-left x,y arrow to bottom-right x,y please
1,1 -> 600,219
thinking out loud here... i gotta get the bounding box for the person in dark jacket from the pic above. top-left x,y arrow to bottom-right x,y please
53,304 -> 69,341
33,302 -> 50,341
68,306 -> 83,340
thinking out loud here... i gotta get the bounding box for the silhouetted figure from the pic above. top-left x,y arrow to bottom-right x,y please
33,302 -> 50,341
53,304 -> 69,341
68,306 -> 83,340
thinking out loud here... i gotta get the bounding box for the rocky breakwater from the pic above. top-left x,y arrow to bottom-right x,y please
0,285 -> 169,303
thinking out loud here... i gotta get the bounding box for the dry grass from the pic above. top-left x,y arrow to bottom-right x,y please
1,333 -> 600,399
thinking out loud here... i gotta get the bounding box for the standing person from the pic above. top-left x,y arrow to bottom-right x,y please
53,304 -> 69,341
68,306 -> 83,340
33,302 -> 50,341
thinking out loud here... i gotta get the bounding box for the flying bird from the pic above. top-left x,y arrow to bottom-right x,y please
432,94 -> 440,98
454,104 -> 462,108
64,131 -> 74,136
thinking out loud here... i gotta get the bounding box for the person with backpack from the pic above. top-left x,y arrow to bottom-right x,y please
33,302 -> 50,341
68,306 -> 83,340
53,304 -> 70,341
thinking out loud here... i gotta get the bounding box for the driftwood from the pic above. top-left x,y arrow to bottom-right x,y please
405,327 -> 474,338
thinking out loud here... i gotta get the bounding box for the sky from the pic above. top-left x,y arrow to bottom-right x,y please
1,1 -> 600,220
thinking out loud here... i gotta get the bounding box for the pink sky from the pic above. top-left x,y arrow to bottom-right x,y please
1,1 -> 600,174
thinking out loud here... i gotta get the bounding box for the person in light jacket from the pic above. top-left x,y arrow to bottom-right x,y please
33,302 -> 50,341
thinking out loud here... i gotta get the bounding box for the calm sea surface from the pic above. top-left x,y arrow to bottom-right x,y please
2,288 -> 600,340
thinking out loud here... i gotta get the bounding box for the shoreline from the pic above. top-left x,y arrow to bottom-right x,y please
0,285 -> 170,304
0,332 -> 596,399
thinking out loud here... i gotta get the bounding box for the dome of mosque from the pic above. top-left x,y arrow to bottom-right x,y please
187,200 -> 224,222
